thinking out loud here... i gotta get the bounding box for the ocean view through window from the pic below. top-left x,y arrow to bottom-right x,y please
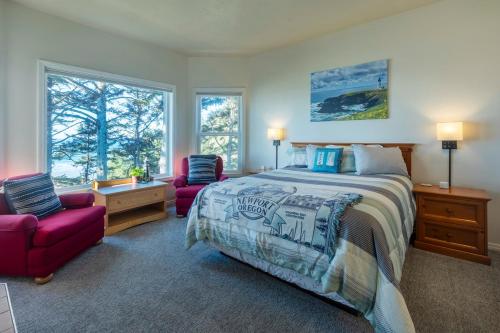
42,62 -> 174,189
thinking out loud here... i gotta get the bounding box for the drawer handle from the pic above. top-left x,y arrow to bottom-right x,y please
117,200 -> 121,204
445,208 -> 453,215
446,233 -> 452,238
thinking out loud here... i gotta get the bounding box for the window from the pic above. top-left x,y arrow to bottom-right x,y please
39,61 -> 174,189
195,89 -> 245,172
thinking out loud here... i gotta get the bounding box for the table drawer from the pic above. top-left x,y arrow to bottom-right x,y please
418,195 -> 484,227
421,221 -> 484,253
108,188 -> 164,213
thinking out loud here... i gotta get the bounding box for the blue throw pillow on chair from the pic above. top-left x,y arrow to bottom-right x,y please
312,148 -> 344,173
3,173 -> 62,218
188,155 -> 218,185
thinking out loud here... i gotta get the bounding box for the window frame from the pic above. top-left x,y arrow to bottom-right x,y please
37,60 -> 176,191
194,88 -> 246,174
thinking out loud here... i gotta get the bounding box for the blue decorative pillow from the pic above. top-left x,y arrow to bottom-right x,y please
3,173 -> 62,218
312,148 -> 343,173
188,155 -> 218,185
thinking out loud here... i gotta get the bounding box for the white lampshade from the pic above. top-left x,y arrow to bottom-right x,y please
267,128 -> 285,140
436,122 -> 463,141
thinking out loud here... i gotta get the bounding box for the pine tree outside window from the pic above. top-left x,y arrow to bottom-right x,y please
39,61 -> 175,189
195,89 -> 245,173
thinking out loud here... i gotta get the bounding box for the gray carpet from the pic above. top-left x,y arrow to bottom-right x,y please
2,209 -> 499,333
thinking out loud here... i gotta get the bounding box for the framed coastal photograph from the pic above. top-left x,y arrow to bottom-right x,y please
310,59 -> 389,122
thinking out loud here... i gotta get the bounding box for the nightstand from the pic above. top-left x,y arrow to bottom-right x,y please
413,184 -> 491,265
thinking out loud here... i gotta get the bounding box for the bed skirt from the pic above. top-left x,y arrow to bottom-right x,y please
207,240 -> 357,310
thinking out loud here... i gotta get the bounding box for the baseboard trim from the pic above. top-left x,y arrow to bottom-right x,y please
488,242 -> 500,252
415,240 -> 491,265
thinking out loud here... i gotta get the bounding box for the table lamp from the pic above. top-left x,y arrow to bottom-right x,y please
267,128 -> 284,169
436,122 -> 463,188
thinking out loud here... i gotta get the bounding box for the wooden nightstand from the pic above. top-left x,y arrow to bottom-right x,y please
413,184 -> 491,265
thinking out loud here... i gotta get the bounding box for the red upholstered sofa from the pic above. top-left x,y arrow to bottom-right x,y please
173,156 -> 228,217
0,173 -> 105,284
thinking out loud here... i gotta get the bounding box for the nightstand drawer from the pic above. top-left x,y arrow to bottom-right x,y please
418,196 -> 484,228
422,221 -> 484,253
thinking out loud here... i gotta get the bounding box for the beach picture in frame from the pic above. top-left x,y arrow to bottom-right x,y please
310,59 -> 388,122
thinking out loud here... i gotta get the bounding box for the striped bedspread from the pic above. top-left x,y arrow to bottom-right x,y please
186,168 -> 416,333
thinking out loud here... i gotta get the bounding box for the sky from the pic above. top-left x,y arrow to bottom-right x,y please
311,59 -> 388,92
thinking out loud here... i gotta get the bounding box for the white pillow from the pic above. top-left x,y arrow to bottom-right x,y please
352,145 -> 408,176
287,147 -> 308,167
306,145 -> 318,169
326,145 -> 355,173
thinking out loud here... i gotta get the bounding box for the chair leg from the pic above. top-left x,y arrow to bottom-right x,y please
95,238 -> 103,245
34,273 -> 53,285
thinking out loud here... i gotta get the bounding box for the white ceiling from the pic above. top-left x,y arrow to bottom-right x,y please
11,0 -> 439,56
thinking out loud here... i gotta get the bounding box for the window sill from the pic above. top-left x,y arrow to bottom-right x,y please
55,185 -> 92,195
55,175 -> 175,194
154,176 -> 174,183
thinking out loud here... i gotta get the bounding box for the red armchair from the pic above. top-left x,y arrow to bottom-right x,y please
0,173 -> 105,284
173,156 -> 229,217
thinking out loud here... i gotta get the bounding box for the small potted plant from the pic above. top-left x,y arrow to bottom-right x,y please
130,167 -> 145,184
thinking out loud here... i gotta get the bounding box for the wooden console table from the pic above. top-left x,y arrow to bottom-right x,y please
93,180 -> 168,235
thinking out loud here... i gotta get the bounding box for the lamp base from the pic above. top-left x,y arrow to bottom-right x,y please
442,140 -> 457,149
273,140 -> 280,170
442,142 -> 456,188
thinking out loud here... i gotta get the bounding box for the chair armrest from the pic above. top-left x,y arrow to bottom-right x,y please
0,214 -> 38,275
0,214 -> 38,232
219,174 -> 229,182
59,193 -> 95,209
173,175 -> 188,188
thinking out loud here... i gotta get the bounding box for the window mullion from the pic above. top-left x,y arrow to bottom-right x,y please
196,92 -> 244,172
200,132 -> 239,136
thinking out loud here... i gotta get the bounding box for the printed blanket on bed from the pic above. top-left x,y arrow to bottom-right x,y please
186,168 -> 416,333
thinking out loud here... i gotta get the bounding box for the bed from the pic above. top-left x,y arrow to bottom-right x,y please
185,143 -> 416,333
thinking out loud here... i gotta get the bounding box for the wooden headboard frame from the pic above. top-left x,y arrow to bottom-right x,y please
290,142 -> 415,177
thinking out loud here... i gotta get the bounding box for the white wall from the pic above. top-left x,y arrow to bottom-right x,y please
2,1 -> 189,179
0,0 -> 7,179
188,57 -> 249,89
188,0 -> 500,245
